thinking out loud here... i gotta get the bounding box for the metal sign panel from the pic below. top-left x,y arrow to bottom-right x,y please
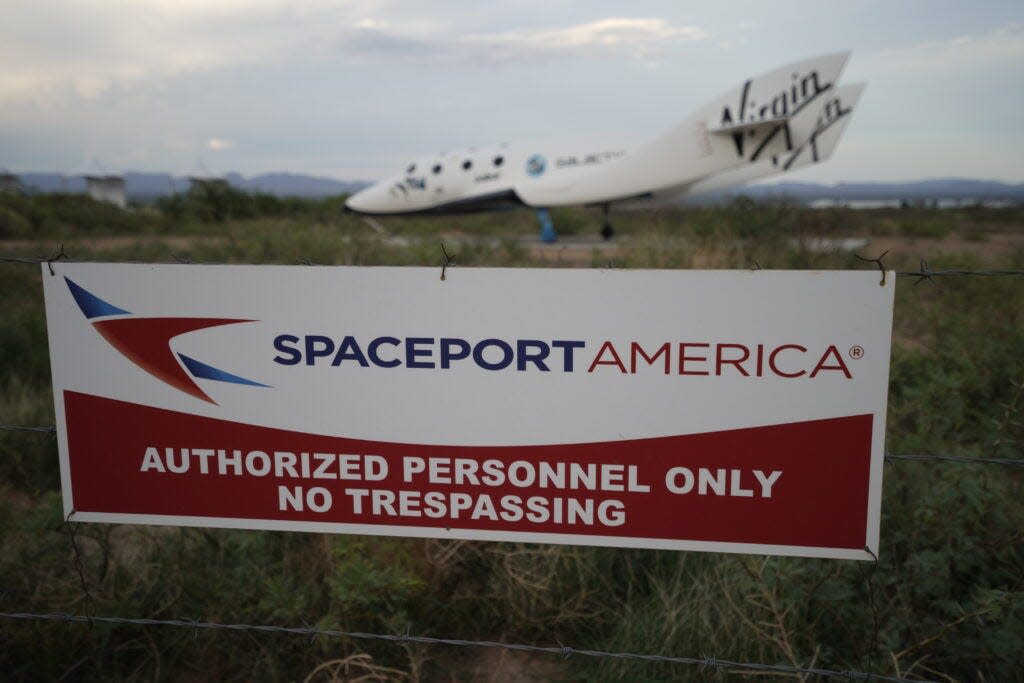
43,264 -> 895,560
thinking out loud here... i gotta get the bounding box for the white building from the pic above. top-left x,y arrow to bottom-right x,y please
75,159 -> 126,208
0,169 -> 21,194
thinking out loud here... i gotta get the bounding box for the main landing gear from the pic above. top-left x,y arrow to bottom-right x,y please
600,204 -> 615,240
536,205 -> 615,243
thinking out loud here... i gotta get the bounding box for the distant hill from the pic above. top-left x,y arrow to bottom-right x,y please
16,172 -> 370,201
690,178 -> 1024,205
9,172 -> 1023,205
222,173 -> 370,199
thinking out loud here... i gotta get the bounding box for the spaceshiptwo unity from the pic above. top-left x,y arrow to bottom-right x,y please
345,53 -> 864,241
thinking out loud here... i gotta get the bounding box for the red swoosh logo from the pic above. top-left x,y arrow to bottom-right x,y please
93,317 -> 252,404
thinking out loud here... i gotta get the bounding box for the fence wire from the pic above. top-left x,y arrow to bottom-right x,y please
884,453 -> 1024,466
0,610 -> 938,682
894,268 -> 1024,277
1,251 -> 1024,280
0,424 -> 56,434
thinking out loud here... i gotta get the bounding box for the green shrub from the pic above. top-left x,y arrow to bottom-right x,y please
1,205 -> 1022,681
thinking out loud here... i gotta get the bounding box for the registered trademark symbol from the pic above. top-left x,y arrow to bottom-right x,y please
849,345 -> 864,360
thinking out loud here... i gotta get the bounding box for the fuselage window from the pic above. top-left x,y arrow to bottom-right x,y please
462,160 -> 472,171
493,155 -> 504,167
432,164 -> 442,174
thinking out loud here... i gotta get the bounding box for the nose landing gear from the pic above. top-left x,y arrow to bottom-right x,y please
536,208 -> 557,243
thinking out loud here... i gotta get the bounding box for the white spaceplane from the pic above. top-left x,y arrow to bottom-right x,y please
345,53 -> 864,241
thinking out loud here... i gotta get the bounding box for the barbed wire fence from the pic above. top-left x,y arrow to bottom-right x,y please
3,246 -> 1024,280
1,247 -> 1022,681
0,611 -> 936,683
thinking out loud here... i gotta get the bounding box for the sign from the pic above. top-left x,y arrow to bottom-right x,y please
43,264 -> 895,560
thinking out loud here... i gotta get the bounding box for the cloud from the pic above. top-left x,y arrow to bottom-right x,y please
458,18 -> 707,62
0,0 -> 362,103
848,23 -> 1024,135
858,23 -> 1024,76
0,4 -> 707,105
207,138 -> 234,151
339,17 -> 707,65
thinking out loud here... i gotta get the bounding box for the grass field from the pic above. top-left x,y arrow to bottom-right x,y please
1,192 -> 1022,681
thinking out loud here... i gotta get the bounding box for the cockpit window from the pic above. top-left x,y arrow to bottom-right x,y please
406,163 -> 416,173
462,160 -> 472,171
432,164 -> 442,174
493,155 -> 504,167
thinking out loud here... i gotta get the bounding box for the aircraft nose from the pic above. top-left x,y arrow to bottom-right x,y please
344,188 -> 370,214
345,183 -> 395,215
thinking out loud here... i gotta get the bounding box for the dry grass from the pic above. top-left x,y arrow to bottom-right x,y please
0,202 -> 1022,681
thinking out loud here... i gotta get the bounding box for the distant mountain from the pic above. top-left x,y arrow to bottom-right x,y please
690,178 -> 1024,205
222,172 -> 369,198
9,171 -> 1022,205
16,172 -> 370,201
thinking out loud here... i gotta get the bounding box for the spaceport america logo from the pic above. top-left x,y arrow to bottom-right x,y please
65,278 -> 268,404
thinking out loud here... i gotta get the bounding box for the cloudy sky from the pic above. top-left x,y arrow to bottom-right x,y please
2,0 -> 1022,182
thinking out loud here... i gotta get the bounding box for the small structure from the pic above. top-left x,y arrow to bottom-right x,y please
75,159 -> 127,208
0,169 -> 22,194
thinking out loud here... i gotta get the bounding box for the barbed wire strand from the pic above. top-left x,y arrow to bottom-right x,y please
0,424 -> 56,434
1,252 -> 1024,279
0,610 -> 938,682
894,268 -> 1024,278
3,422 -> 1021,467
59,512 -> 94,624
884,453 -> 1024,466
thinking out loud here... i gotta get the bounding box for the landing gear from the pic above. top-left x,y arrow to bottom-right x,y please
600,204 -> 614,240
536,208 -> 557,243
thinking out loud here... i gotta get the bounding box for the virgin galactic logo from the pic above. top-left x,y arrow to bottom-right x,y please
526,154 -> 546,177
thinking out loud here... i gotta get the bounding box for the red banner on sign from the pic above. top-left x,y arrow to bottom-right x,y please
65,391 -> 872,550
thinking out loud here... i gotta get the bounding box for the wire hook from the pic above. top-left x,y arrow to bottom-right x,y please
854,250 -> 889,286
46,243 -> 66,276
440,242 -> 456,281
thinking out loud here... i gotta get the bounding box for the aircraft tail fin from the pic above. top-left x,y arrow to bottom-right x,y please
517,52 -> 854,207
776,82 -> 865,172
700,52 -> 851,167
680,82 -> 866,198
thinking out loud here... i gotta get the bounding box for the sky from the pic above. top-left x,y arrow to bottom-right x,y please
1,0 -> 1022,183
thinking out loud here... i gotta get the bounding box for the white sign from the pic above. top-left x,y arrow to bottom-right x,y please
43,264 -> 895,560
